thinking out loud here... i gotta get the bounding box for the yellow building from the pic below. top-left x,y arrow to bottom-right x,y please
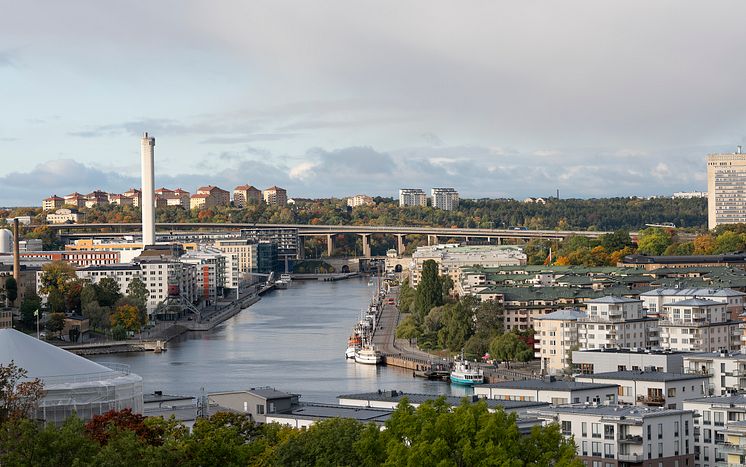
234,185 -> 262,208
723,421 -> 746,466
263,186 -> 288,206
42,195 -> 65,211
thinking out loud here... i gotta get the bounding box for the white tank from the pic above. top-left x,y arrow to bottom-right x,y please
0,229 -> 12,254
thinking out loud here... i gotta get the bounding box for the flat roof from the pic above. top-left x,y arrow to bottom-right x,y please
577,371 -> 708,382
575,348 -> 692,356
338,390 -> 549,410
268,403 -> 393,424
683,394 -> 746,406
480,380 -> 619,391
531,404 -> 693,419
143,393 -> 195,404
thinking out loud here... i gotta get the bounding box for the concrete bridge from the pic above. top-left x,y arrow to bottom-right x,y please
40,222 -> 617,257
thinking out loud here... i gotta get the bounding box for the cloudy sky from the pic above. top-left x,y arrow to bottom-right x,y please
2,1 -> 746,206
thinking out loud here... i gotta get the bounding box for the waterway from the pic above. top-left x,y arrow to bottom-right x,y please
89,277 -> 471,404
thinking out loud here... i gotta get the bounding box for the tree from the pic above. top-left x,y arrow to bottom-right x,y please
125,277 -> 149,312
490,332 -> 534,362
414,259 -> 443,322
636,228 -> 673,256
80,283 -> 98,308
45,313 -> 65,337
38,261 -> 77,296
82,302 -> 110,331
0,362 -> 45,424
19,293 -> 41,329
46,289 -> 66,314
110,304 -> 141,333
96,277 -> 122,307
4,277 -> 17,306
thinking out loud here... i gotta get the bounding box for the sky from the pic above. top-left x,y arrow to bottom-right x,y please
2,1 -> 746,206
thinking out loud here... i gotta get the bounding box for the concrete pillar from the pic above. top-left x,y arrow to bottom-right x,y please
428,235 -> 438,246
326,234 -> 334,257
464,236 -> 469,244
140,133 -> 156,246
497,237 -> 502,245
396,234 -> 405,255
297,238 -> 305,259
360,234 -> 371,258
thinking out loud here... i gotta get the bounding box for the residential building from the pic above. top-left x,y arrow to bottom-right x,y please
577,296 -> 659,350
191,185 -> 230,210
65,238 -> 148,263
46,208 -> 83,224
26,250 -> 119,267
108,194 -> 134,206
240,228 -> 299,265
212,239 -> 258,275
63,192 -> 87,208
42,195 -> 64,211
673,191 -> 707,199
0,310 -> 11,329
154,187 -> 174,197
346,194 -> 375,208
722,420 -> 746,467
85,190 -> 109,207
410,244 -> 526,288
533,309 -> 586,375
209,388 -> 297,424
658,298 -> 741,352
619,253 -> 746,271
682,394 -> 746,467
707,148 -> 746,229
640,287 -> 746,321
158,191 -> 190,209
135,253 -> 197,315
531,405 -> 695,466
263,186 -> 287,206
180,248 -> 226,305
431,187 -> 459,210
575,371 -> 708,409
398,188 -> 427,207
474,378 -> 618,405
256,241 -> 278,274
573,348 -> 688,375
233,185 -> 262,207
76,264 -> 144,295
124,188 -> 142,207
682,351 -> 746,395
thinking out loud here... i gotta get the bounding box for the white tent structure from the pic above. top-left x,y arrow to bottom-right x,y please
0,329 -> 143,424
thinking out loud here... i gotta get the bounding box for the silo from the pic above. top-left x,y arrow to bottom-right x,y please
0,229 -> 12,254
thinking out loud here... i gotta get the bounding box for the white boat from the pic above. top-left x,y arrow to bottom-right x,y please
274,280 -> 289,289
450,357 -> 484,385
345,346 -> 359,359
355,345 -> 382,365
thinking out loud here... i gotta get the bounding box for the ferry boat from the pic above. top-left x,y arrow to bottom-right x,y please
449,358 -> 484,385
354,344 -> 382,365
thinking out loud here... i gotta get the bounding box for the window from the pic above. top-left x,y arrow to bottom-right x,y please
703,410 -> 711,425
256,404 -> 265,415
561,421 -> 572,435
604,425 -> 614,440
592,423 -> 601,438
582,441 -> 588,456
582,422 -> 587,437
592,442 -> 601,457
647,425 -> 651,440
604,444 -> 614,459
714,411 -> 724,427
667,388 -> 676,397
658,423 -> 663,439
674,421 -> 679,437
658,442 -> 663,458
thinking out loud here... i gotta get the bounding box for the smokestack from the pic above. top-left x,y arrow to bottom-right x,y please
12,218 -> 20,281
737,145 -> 743,155
141,132 -> 156,246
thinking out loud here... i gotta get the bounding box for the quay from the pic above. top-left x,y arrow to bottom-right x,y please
290,272 -> 359,281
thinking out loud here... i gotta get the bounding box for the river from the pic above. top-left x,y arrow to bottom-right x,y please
89,277 -> 471,404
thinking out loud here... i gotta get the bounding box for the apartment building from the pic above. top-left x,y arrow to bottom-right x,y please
212,239 -> 258,275
573,348 -> 687,375
533,308 -> 586,375
347,194 -> 375,208
191,185 -> 230,210
682,395 -> 746,467
683,352 -> 746,395
576,371 -> 708,409
180,249 -> 226,305
156,187 -> 190,209
26,250 -> 119,267
578,296 -> 659,350
75,264 -> 144,294
410,244 -> 526,288
707,149 -> 746,229
108,194 -> 134,206
641,288 -> 746,320
63,192 -> 87,208
531,405 -> 695,467
42,195 -> 64,211
46,208 -> 83,224
85,190 -> 109,207
722,420 -> 746,467
431,187 -> 459,211
240,228 -> 298,264
474,378 -> 618,405
123,188 -> 142,207
262,186 -> 288,206
398,188 -> 427,207
658,298 -> 741,352
233,185 -> 262,208
135,256 -> 197,315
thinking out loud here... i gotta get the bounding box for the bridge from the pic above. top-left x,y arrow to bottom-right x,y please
39,222 -> 616,257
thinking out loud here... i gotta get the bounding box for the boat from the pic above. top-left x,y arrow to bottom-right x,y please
354,344 -> 382,365
345,345 -> 359,359
280,273 -> 292,282
449,357 -> 484,385
274,279 -> 289,289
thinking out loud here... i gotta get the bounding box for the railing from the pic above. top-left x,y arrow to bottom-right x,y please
619,435 -> 643,444
617,453 -> 643,462
636,395 -> 665,406
39,362 -> 131,384
718,441 -> 746,454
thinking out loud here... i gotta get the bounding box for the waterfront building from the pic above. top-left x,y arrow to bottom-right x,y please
263,186 -> 288,206
398,188 -> 427,207
682,351 -> 746,395
233,184 -> 262,207
722,420 -> 746,467
212,238 -> 258,275
682,394 -> 746,467
474,378 -> 618,405
256,241 -> 279,274
640,287 -> 746,320
577,296 -> 659,350
63,192 -> 87,208
575,371 -> 708,409
530,405 -> 695,466
42,195 -> 64,211
431,187 -> 459,210
124,188 -> 142,207
46,208 -> 83,224
135,251 -> 197,315
208,388 -> 298,424
240,227 -> 299,264
533,309 -> 586,375
708,148 -> 746,229
573,348 -> 688,375
191,185 -> 230,210
410,244 -> 526,288
180,248 -> 226,305
346,194 -> 375,208
658,298 -> 741,352
76,263 -> 143,294
266,403 -> 392,429
26,249 -> 119,267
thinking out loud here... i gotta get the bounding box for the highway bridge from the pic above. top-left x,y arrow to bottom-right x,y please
38,222 -> 617,257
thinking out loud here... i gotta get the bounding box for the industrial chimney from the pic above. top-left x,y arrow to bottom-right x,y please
12,218 -> 20,281
141,133 -> 156,246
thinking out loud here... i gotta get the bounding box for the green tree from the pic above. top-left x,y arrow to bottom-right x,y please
45,312 -> 65,337
414,259 -> 443,322
80,283 -> 98,308
96,277 -> 122,307
712,230 -> 746,254
4,277 -> 17,306
490,332 -> 534,362
0,361 -> 45,424
275,417 -> 370,466
636,228 -> 674,256
82,302 -> 110,331
19,292 -> 42,329
125,277 -> 149,312
46,289 -> 66,314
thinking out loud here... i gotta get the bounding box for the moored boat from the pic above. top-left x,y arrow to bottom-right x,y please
354,344 -> 382,365
449,357 -> 484,385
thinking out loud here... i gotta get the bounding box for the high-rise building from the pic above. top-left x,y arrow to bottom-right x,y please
431,187 -> 459,210
263,186 -> 288,206
141,133 -> 156,246
233,185 -> 262,207
399,188 -> 427,207
707,147 -> 746,229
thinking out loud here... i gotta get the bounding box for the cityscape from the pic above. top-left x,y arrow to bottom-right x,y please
3,2 -> 746,466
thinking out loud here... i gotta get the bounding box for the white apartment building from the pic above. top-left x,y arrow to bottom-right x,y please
673,191 -> 707,199
347,194 -> 375,208
212,239 -> 258,275
136,257 -> 197,315
533,309 -> 586,375
474,378 -> 618,405
641,288 -> 746,321
659,298 -> 741,352
531,405 -> 695,466
430,188 -> 459,211
707,149 -> 746,229
576,371 -> 708,409
46,208 -> 83,224
410,244 -> 526,288
398,188 -> 427,207
683,351 -> 746,395
263,186 -> 287,206
573,348 -> 687,375
76,264 -> 144,294
682,395 -> 746,467
577,296 -> 659,350
42,195 -> 64,211
180,249 -> 226,306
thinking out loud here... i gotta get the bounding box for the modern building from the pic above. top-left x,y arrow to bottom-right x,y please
180,248 -> 226,305
722,420 -> 746,467
531,404 -> 695,466
658,298 -> 741,352
266,403 -> 392,429
431,187 -> 459,211
619,253 -> 746,271
533,309 -> 586,375
577,296 -> 659,350
135,253 -> 197,315
76,264 -> 144,295
212,239 -> 258,275
347,194 -> 375,208
682,351 -> 746,395
682,394 -> 746,467
233,185 -> 262,207
263,186 -> 288,206
240,228 -> 299,265
707,148 -> 746,229
42,195 -> 64,211
640,287 -> 746,321
573,348 -> 688,375
575,371 -> 708,409
208,387 -> 298,424
399,188 -> 427,207
474,378 -> 618,405
46,208 -> 83,224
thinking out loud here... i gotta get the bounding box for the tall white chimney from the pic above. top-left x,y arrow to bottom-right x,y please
141,132 -> 156,246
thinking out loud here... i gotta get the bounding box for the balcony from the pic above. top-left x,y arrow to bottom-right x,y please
719,441 -> 746,454
617,453 -> 644,463
619,435 -> 643,444
636,395 -> 665,406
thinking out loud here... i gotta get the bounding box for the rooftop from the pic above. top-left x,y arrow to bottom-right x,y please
664,298 -> 722,307
480,380 -> 618,391
338,390 -> 549,410
585,296 -> 641,304
683,394 -> 746,406
576,371 -> 708,382
268,403 -> 393,424
640,287 -> 746,297
531,404 -> 693,419
534,309 -> 587,321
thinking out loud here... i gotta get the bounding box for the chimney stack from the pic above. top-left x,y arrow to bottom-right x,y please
141,133 -> 156,246
12,218 -> 20,281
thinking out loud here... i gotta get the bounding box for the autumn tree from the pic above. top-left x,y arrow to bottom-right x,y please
110,304 -> 141,333
0,361 -> 45,424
